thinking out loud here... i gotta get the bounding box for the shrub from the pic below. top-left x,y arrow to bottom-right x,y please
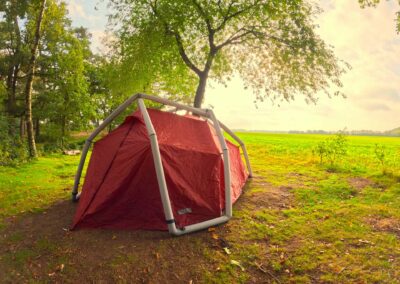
0,115 -> 29,166
313,131 -> 348,167
374,143 -> 386,171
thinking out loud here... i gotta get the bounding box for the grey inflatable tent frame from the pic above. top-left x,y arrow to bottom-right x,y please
71,93 -> 252,236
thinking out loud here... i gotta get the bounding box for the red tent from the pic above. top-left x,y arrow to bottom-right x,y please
72,109 -> 249,231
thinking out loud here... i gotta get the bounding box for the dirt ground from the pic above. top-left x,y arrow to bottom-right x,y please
0,176 -> 287,283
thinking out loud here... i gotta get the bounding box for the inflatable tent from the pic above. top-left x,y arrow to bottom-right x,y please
71,94 -> 252,235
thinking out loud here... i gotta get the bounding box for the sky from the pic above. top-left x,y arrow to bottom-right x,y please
64,0 -> 400,132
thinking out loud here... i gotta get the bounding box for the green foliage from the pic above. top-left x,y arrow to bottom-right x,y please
34,1 -> 93,138
0,115 -> 28,166
313,132 -> 348,168
109,0 -> 348,105
374,143 -> 386,168
0,0 -> 102,158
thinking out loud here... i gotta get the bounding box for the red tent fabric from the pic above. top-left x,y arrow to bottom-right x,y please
72,109 -> 248,231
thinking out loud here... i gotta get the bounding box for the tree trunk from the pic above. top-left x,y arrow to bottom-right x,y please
5,4 -> 23,137
6,66 -> 16,114
20,116 -> 26,138
24,0 -> 46,158
61,115 -> 66,138
35,118 -> 40,138
9,11 -> 21,116
194,73 -> 208,108
5,11 -> 21,117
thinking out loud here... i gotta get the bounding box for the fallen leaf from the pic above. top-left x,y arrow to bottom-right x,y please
223,247 -> 231,255
230,260 -> 245,271
337,266 -> 346,274
57,264 -> 65,272
112,235 -> 117,240
211,233 -> 219,240
358,239 -> 374,245
208,227 -> 216,232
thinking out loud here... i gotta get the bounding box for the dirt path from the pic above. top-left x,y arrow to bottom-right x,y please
0,175 -> 292,283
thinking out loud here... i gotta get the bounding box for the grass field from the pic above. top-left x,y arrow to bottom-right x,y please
0,133 -> 399,283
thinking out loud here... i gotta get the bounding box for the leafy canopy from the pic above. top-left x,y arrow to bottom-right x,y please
109,0 -> 348,105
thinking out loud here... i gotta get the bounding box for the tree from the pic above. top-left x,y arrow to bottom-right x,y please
0,0 -> 29,135
358,0 -> 400,32
109,0 -> 347,108
24,0 -> 47,158
36,2 -> 92,141
1,0 -> 95,160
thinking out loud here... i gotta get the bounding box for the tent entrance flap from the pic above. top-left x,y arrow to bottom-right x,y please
71,93 -> 252,235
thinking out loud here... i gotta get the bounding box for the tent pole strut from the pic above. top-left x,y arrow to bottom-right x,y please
72,93 -> 250,235
71,94 -> 139,201
218,121 -> 253,178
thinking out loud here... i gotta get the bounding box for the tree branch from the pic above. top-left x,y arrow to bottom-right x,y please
191,0 -> 216,51
216,27 -> 252,50
174,32 -> 202,76
215,0 -> 261,32
216,24 -> 298,51
191,0 -> 213,34
149,0 -> 202,76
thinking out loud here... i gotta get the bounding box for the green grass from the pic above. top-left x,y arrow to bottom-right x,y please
217,133 -> 400,283
0,133 -> 399,282
0,154 -> 82,226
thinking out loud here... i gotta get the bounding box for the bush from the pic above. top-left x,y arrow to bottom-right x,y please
374,143 -> 386,172
0,115 -> 29,166
313,132 -> 348,167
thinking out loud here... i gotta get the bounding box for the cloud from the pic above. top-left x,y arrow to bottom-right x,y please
361,88 -> 400,102
65,0 -> 108,53
204,0 -> 400,131
356,102 -> 391,111
65,0 -> 101,25
90,29 -> 116,54
63,0 -> 399,131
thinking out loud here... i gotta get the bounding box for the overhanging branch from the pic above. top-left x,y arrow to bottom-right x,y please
174,32 -> 202,76
149,0 -> 202,76
215,0 -> 261,32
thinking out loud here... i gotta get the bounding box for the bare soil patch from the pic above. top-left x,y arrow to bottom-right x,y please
0,174 -> 294,283
240,175 -> 293,211
347,177 -> 373,191
365,217 -> 400,238
0,200 -> 214,283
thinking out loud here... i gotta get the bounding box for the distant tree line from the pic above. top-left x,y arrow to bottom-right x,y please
288,129 -> 399,137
